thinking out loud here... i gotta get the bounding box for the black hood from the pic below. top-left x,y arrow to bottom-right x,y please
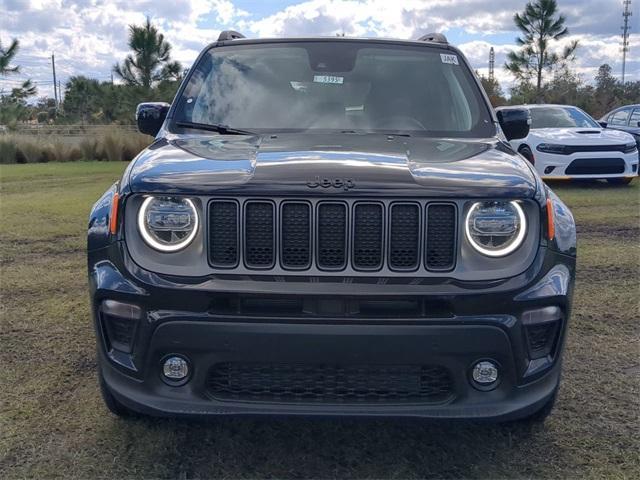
125,133 -> 538,198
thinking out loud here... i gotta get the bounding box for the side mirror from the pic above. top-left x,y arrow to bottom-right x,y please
136,102 -> 170,137
636,121 -> 640,128
598,121 -> 608,128
497,108 -> 530,141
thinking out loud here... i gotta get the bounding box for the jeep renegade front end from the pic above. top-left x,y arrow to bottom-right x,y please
88,32 -> 576,422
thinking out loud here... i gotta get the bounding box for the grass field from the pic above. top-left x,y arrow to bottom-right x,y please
1,162 -> 639,479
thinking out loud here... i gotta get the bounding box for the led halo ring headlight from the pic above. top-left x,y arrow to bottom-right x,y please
465,200 -> 527,257
138,196 -> 199,252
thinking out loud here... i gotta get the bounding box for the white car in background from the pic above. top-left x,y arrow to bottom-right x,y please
497,104 -> 638,185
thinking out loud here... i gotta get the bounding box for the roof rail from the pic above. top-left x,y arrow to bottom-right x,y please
217,30 -> 246,42
417,32 -> 448,44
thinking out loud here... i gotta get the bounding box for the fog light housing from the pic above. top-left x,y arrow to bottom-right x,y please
471,360 -> 499,388
162,356 -> 190,384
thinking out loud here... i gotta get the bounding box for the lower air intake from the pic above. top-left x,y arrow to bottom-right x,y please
207,362 -> 454,404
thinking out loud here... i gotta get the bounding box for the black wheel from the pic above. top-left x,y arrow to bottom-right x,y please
518,145 -> 534,165
98,368 -> 136,417
606,177 -> 634,185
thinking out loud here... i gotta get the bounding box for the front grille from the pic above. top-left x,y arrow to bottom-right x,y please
353,203 -> 383,270
561,144 -> 634,155
281,202 -> 311,269
208,199 -> 457,273
565,158 -> 626,175
207,362 -> 454,404
244,202 -> 274,268
389,203 -> 420,270
425,204 -> 456,271
209,201 -> 239,267
317,203 -> 347,269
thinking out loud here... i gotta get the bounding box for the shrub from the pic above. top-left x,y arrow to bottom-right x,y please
68,147 -> 83,162
0,138 -> 17,164
102,133 -> 122,161
0,129 -> 151,163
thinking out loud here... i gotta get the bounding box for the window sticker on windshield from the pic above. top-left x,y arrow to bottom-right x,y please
440,53 -> 459,65
313,75 -> 344,84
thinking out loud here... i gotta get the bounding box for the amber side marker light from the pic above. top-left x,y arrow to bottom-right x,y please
546,197 -> 555,241
109,192 -> 120,235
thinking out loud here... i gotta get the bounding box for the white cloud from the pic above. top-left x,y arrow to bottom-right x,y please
0,0 -> 637,99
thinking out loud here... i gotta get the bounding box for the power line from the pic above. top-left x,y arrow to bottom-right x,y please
621,0 -> 632,84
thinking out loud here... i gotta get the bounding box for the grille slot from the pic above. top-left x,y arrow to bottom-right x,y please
317,203 -> 347,270
244,201 -> 275,268
353,203 -> 383,270
425,204 -> 456,271
389,203 -> 420,270
209,201 -> 239,267
281,202 -> 311,269
207,362 -> 454,404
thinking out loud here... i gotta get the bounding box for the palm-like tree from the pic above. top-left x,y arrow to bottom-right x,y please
505,0 -> 578,101
113,17 -> 182,90
11,79 -> 37,99
0,38 -> 20,75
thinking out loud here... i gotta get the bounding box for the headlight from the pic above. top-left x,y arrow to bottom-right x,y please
623,142 -> 638,154
138,196 -> 198,252
536,143 -> 568,154
465,201 -> 526,257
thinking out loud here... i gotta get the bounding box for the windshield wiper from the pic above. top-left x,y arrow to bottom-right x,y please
340,129 -> 412,137
175,121 -> 255,135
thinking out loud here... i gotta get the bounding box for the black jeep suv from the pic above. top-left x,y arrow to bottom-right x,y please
88,32 -> 576,422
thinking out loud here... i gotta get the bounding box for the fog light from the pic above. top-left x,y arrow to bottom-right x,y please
472,361 -> 499,385
162,356 -> 189,381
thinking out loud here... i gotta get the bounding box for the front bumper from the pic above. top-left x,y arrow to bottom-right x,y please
534,150 -> 638,179
90,243 -> 575,421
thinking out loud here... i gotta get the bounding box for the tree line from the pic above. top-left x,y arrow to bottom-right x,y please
0,18 -> 183,126
1,0 -> 639,127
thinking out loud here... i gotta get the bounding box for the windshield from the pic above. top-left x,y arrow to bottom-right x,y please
173,41 -> 493,137
530,107 -> 599,129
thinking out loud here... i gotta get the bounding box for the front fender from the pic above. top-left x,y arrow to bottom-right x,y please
546,187 -> 577,257
88,182 -> 118,252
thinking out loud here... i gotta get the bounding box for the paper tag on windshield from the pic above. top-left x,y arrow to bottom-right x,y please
440,53 -> 459,65
314,75 -> 344,84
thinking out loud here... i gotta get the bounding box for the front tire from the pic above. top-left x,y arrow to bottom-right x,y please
518,145 -> 535,165
98,368 -> 136,417
606,177 -> 634,185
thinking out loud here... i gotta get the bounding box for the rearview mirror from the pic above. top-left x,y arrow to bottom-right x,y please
136,102 -> 170,137
496,108 -> 530,141
598,121 -> 608,128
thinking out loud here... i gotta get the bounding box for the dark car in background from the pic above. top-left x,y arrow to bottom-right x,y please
601,104 -> 640,150
88,32 -> 576,423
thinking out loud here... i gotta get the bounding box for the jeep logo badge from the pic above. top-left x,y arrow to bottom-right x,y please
306,177 -> 355,191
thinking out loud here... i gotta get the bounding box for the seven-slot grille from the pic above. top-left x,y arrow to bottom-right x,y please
208,199 -> 457,272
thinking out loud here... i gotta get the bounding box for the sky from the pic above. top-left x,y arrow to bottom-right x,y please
1,0 -> 638,100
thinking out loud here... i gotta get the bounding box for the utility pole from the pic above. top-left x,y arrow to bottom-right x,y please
51,53 -> 58,107
621,0 -> 632,85
489,47 -> 495,82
